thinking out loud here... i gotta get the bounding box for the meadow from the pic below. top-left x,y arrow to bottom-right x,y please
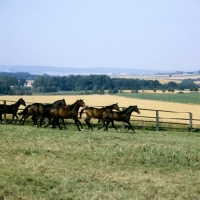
0,124 -> 200,200
1,94 -> 200,199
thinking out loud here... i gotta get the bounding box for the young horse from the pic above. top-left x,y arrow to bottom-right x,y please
104,105 -> 140,132
42,99 -> 86,131
79,103 -> 120,130
0,98 -> 26,123
18,99 -> 66,126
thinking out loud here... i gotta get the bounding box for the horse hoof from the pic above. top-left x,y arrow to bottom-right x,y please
81,129 -> 84,131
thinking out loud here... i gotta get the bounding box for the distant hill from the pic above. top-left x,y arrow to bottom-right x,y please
0,65 -> 171,76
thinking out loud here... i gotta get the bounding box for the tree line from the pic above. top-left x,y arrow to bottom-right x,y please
0,74 -> 199,95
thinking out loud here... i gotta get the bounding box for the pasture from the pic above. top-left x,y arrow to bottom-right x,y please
0,125 -> 200,199
0,95 -> 200,199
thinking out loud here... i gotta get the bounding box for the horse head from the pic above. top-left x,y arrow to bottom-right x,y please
77,99 -> 87,109
19,98 -> 26,106
110,103 -> 120,111
132,105 -> 140,114
61,99 -> 67,107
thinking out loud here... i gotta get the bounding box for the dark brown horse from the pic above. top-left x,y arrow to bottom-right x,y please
103,105 -> 140,132
18,99 -> 66,126
42,99 -> 86,131
0,98 -> 26,123
79,103 -> 120,130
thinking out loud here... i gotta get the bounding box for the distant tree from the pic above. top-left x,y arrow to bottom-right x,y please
135,89 -> 139,93
92,86 -> 98,94
108,88 -> 113,94
112,88 -> 118,94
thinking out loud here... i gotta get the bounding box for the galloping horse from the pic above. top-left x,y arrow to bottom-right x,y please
79,103 -> 120,130
104,105 -> 140,132
0,98 -> 26,123
18,99 -> 66,126
42,99 -> 86,131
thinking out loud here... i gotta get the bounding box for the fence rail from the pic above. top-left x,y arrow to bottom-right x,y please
1,100 -> 200,132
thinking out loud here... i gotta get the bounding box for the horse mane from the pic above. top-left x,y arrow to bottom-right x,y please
121,106 -> 132,112
121,106 -> 137,114
68,99 -> 82,109
53,99 -> 63,104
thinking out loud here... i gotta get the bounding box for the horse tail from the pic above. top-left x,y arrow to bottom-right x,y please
79,108 -> 85,119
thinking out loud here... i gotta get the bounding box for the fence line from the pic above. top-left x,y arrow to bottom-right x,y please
1,100 -> 200,132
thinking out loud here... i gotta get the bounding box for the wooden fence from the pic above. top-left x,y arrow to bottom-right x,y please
1,100 -> 200,132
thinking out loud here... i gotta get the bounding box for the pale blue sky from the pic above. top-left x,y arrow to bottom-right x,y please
0,0 -> 200,71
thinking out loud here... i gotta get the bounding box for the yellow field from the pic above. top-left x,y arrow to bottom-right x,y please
1,95 -> 200,124
111,73 -> 200,84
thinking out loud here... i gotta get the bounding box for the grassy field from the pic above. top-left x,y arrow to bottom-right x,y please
0,124 -> 200,200
117,91 -> 200,105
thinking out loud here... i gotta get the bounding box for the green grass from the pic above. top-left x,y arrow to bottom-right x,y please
116,91 -> 200,104
0,124 -> 200,199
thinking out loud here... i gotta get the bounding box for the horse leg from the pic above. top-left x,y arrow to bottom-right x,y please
10,114 -> 15,123
77,119 -> 83,130
104,120 -> 110,131
125,121 -> 135,132
111,120 -> 118,132
60,118 -> 66,129
0,114 -> 3,123
15,114 -> 18,122
46,118 -> 53,128
56,118 -> 62,130
39,116 -> 45,127
85,118 -> 93,130
97,119 -> 107,130
73,118 -> 81,131
21,116 -> 28,125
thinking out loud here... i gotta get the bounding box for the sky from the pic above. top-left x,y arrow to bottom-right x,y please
0,0 -> 200,72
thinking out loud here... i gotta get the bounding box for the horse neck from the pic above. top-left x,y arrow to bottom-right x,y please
14,99 -> 22,108
127,107 -> 136,115
68,100 -> 79,110
72,102 -> 82,113
52,100 -> 62,106
105,106 -> 113,112
120,106 -> 132,115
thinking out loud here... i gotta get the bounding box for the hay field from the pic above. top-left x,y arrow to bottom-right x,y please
1,95 -> 200,122
112,74 -> 200,84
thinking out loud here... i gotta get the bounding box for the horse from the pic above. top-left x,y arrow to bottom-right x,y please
41,99 -> 86,131
103,105 -> 140,132
79,103 -> 120,130
0,98 -> 26,123
18,99 -> 66,126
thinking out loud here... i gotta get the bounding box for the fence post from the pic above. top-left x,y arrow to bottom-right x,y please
4,100 -> 6,124
121,107 -> 125,130
156,110 -> 159,131
189,112 -> 193,132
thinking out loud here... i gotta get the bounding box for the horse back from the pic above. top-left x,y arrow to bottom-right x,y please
57,107 -> 73,118
85,107 -> 105,118
1,104 -> 18,114
108,111 -> 129,121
